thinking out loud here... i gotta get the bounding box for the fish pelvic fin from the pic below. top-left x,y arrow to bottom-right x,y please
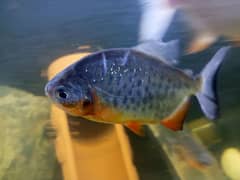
124,122 -> 145,136
196,46 -> 231,120
161,97 -> 191,131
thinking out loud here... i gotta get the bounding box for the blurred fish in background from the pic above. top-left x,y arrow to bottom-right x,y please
139,0 -> 240,52
138,0 -> 176,43
148,124 -> 227,179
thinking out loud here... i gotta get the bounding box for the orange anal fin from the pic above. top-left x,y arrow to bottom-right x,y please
161,98 -> 191,131
124,122 -> 145,136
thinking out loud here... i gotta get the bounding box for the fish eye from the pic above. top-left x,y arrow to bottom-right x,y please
55,87 -> 68,100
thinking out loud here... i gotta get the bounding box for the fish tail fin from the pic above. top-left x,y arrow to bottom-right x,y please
196,46 -> 230,120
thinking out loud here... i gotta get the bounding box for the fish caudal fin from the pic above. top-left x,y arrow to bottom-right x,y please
196,46 -> 231,120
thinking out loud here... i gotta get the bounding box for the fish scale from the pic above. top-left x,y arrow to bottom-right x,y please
77,49 -> 196,122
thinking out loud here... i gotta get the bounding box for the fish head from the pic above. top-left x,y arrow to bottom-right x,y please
45,66 -> 94,116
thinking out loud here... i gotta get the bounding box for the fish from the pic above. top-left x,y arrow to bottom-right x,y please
139,0 -> 240,52
149,124 -> 216,170
165,132 -> 215,170
45,42 -> 230,135
138,0 -> 176,43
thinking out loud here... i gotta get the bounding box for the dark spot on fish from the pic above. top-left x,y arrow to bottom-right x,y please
141,106 -> 146,112
122,83 -> 127,90
113,98 -> 118,107
122,96 -> 128,105
136,90 -> 141,98
129,68 -> 133,73
148,92 -> 153,100
152,82 -> 157,88
116,89 -> 121,96
133,69 -> 138,75
107,87 -> 114,94
148,103 -> 153,109
108,76 -> 113,84
137,80 -> 142,87
131,83 -> 135,89
116,76 -> 121,84
167,77 -> 172,84
147,76 -> 151,83
128,89 -> 132,96
142,97 -> 148,104
157,73 -> 161,79
128,76 -> 133,83
149,67 -> 154,72
145,86 -> 149,93
163,84 -> 169,92
130,97 -> 135,104
136,101 -> 140,107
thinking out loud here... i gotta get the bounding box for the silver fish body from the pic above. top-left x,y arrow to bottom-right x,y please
45,44 -> 230,131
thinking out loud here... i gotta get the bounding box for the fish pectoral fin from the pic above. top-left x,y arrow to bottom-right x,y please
124,122 -> 145,136
160,98 -> 191,131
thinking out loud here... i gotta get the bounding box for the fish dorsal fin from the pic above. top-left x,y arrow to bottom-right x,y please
160,98 -> 190,131
133,40 -> 179,65
124,122 -> 145,136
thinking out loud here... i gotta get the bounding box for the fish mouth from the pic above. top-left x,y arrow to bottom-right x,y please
44,83 -> 50,97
